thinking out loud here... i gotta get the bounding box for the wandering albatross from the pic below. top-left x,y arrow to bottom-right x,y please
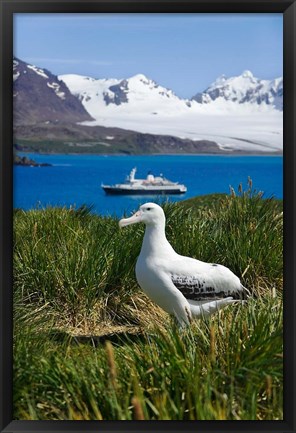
119,202 -> 249,326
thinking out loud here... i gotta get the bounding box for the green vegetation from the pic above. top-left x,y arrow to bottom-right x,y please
15,137 -> 175,155
13,186 -> 283,420
13,135 -> 233,155
15,139 -> 129,155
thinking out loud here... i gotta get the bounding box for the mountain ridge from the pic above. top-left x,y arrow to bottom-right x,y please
192,70 -> 283,110
13,57 -> 283,154
60,69 -> 283,115
13,57 -> 93,126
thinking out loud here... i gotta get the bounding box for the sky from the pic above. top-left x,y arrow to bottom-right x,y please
14,13 -> 283,98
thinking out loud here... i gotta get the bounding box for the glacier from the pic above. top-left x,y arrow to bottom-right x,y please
59,71 -> 283,153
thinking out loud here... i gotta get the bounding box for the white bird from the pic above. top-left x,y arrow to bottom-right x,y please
119,202 -> 249,326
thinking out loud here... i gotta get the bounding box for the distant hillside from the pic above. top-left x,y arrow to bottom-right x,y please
14,130 -> 222,155
13,58 -> 93,126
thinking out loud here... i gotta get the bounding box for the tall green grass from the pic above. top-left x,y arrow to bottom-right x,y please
13,187 -> 283,420
13,296 -> 282,420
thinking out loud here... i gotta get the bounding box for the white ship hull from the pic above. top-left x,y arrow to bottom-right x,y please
102,167 -> 187,195
102,185 -> 187,195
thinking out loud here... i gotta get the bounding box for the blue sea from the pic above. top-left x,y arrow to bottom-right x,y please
14,154 -> 283,217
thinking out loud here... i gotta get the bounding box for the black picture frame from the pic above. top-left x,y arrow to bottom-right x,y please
1,1 -> 295,432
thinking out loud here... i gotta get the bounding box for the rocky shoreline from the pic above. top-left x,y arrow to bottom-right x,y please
14,154 -> 51,167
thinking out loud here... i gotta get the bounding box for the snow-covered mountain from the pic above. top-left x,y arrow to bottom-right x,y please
60,71 -> 283,153
13,57 -> 282,153
192,70 -> 283,111
60,70 -> 283,117
59,73 -> 191,119
13,57 -> 93,125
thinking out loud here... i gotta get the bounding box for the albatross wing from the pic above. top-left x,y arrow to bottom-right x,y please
168,256 -> 248,301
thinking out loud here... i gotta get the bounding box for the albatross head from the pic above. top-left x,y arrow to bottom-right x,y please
119,202 -> 165,228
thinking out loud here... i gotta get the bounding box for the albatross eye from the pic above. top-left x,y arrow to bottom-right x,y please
146,208 -> 151,211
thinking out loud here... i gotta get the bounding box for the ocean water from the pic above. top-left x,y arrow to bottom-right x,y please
14,154 -> 283,217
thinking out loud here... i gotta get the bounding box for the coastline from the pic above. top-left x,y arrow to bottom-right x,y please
15,149 -> 283,158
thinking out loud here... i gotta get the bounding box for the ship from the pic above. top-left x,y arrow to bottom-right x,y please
101,167 -> 187,195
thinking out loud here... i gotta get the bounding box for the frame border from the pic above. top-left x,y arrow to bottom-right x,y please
1,1 -> 295,432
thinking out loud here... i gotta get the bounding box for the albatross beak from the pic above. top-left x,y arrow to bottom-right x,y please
119,211 -> 142,228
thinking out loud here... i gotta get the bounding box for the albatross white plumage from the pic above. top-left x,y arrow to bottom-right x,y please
119,202 -> 249,326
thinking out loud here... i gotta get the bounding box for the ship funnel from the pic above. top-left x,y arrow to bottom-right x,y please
129,167 -> 137,182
